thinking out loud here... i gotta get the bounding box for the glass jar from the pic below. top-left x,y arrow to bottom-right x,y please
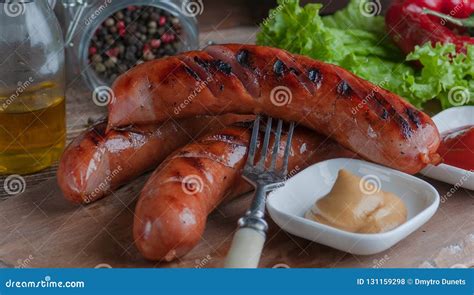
62,0 -> 199,91
0,0 -> 66,175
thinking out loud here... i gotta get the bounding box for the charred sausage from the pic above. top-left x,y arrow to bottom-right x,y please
133,124 -> 356,261
57,115 -> 252,204
108,44 -> 440,174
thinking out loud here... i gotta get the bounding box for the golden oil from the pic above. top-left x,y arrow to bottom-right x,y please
0,82 -> 66,175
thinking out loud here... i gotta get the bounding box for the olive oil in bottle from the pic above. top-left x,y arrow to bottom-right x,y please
0,83 -> 66,174
0,0 -> 66,175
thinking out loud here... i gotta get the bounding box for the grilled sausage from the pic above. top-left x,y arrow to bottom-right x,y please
133,124 -> 357,261
108,44 -> 441,174
57,115 -> 252,204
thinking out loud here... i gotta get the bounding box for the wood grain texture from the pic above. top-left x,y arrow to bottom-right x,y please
0,27 -> 473,268
0,174 -> 472,268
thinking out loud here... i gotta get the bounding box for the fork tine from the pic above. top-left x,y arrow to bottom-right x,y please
269,119 -> 283,171
256,117 -> 273,171
281,122 -> 295,177
245,115 -> 260,168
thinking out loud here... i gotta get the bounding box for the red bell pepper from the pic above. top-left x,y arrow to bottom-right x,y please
385,0 -> 474,55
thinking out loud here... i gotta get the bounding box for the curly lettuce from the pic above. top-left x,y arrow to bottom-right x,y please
403,43 -> 474,109
257,0 -> 473,110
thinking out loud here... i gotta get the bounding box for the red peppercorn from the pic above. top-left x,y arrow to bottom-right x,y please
119,28 -> 126,37
117,21 -> 125,29
159,16 -> 166,26
151,39 -> 161,48
162,33 -> 176,43
161,33 -> 171,43
106,48 -> 119,57
89,46 -> 97,55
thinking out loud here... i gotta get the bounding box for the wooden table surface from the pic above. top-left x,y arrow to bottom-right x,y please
0,26 -> 473,269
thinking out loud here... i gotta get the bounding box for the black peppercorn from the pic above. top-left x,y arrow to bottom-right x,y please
89,6 -> 182,83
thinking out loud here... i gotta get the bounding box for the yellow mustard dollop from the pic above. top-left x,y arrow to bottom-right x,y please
305,169 -> 407,234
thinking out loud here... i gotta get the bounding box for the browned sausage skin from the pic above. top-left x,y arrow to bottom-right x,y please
108,44 -> 440,174
133,124 -> 357,261
57,115 -> 252,204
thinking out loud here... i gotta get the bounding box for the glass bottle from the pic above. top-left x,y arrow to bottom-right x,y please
0,0 -> 66,175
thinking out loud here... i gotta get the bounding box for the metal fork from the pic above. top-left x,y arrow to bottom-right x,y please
224,115 -> 295,268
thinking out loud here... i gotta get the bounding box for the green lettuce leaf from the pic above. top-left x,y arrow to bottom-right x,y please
404,43 -> 473,109
322,0 -> 384,34
257,0 -> 473,110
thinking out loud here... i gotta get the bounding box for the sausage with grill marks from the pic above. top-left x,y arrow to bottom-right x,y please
57,115 -> 252,204
108,44 -> 441,174
133,124 -> 357,261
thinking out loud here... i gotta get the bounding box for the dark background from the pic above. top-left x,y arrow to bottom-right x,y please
198,0 -> 393,31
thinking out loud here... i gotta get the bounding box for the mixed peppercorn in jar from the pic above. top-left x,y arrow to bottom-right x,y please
88,6 -> 183,83
63,0 -> 198,90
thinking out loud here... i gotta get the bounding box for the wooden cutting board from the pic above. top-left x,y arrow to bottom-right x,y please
0,173 -> 473,268
0,27 -> 473,269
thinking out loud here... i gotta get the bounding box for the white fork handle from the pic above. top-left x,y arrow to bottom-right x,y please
224,227 -> 266,268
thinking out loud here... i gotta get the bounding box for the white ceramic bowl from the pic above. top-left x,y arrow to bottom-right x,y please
266,158 -> 439,255
420,106 -> 474,190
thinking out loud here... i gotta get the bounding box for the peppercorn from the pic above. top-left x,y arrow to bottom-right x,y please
150,39 -> 161,48
139,25 -> 148,34
115,11 -> 124,20
159,16 -> 166,26
88,6 -> 182,83
150,12 -> 160,22
171,17 -> 180,26
143,52 -> 155,61
89,47 -> 97,55
95,63 -> 106,73
91,54 -> 102,63
148,21 -> 157,29
105,18 -> 115,27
